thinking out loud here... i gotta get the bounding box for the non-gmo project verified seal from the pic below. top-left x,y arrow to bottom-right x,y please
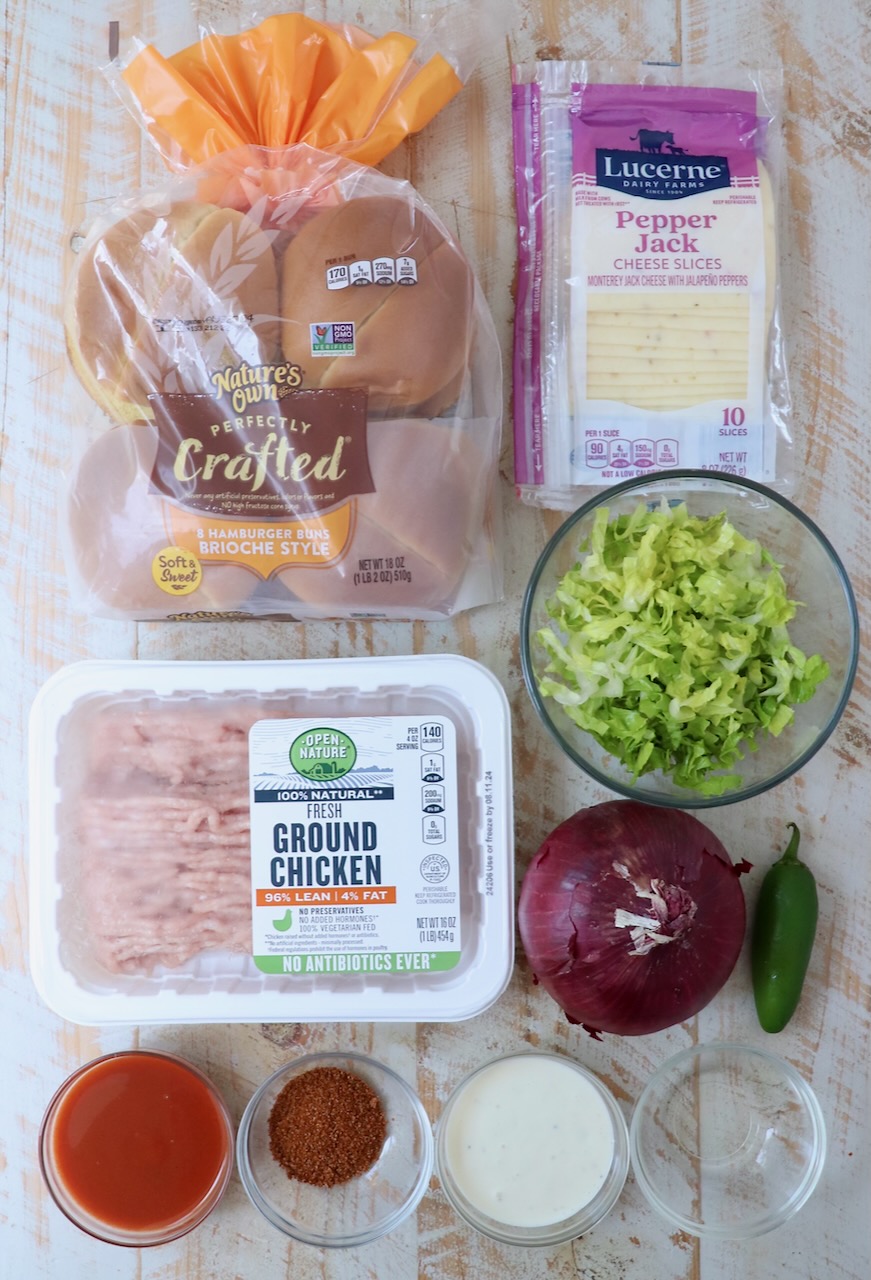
310,321 -> 356,357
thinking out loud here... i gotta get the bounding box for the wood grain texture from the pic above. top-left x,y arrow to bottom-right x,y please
1,0 -> 869,1276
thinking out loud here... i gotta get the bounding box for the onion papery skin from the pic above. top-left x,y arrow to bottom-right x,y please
518,800 -> 746,1036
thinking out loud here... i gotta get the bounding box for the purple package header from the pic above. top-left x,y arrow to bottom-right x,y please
571,83 -> 762,183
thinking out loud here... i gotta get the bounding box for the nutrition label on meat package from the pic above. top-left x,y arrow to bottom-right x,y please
248,716 -> 461,975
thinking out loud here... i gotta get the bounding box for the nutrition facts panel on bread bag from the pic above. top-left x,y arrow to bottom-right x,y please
248,716 -> 461,974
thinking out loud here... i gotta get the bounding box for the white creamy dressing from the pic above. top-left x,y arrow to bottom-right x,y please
443,1055 -> 616,1227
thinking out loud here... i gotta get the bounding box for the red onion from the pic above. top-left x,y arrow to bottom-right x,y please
518,800 -> 748,1037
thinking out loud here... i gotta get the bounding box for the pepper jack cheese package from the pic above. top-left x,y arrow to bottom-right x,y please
512,64 -> 790,507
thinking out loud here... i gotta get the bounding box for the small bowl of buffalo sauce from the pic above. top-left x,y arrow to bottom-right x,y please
38,1049 -> 234,1246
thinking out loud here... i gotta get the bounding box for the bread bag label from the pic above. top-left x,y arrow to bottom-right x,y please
161,505 -> 355,578
147,383 -> 373,517
568,83 -> 770,482
248,716 -> 462,975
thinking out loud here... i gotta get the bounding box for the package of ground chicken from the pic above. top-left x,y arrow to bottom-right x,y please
512,63 -> 791,508
62,7 -> 504,620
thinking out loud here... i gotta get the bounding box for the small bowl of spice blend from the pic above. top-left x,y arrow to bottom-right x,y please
236,1051 -> 434,1247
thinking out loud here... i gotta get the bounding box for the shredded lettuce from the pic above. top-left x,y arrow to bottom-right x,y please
537,501 -> 830,795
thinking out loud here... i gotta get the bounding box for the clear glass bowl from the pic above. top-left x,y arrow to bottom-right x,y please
38,1050 -> 234,1247
521,470 -> 859,807
236,1051 -> 433,1247
435,1051 -> 629,1246
630,1042 -> 826,1239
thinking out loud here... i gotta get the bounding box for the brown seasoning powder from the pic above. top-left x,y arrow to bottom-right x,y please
268,1065 -> 387,1186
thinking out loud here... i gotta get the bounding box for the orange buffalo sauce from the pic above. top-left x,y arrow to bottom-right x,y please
43,1051 -> 233,1241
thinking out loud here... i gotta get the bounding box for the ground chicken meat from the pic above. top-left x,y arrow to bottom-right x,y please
72,698 -> 292,974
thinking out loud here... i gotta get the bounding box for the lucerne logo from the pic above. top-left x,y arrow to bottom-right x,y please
596,127 -> 731,201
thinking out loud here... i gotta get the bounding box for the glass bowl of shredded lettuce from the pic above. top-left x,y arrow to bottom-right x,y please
521,472 -> 858,806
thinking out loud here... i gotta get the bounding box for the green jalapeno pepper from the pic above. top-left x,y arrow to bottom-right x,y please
751,822 -> 818,1033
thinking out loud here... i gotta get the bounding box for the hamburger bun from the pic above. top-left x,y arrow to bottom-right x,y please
277,417 -> 490,615
66,201 -> 280,424
68,424 -> 256,617
279,195 -> 474,415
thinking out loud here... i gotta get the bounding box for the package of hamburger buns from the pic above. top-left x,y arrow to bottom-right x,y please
62,7 -> 505,621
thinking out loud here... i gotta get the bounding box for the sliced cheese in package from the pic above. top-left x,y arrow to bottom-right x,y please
512,64 -> 791,507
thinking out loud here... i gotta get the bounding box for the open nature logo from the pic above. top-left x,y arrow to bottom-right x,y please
290,727 -> 357,780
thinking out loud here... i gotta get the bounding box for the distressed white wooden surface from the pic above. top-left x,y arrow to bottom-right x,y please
1,0 -> 869,1277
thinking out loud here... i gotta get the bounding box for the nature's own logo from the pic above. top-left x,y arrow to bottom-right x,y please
596,128 -> 731,200
210,358 -> 303,414
290,728 -> 357,781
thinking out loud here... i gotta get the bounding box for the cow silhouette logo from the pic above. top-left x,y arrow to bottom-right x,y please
290,727 -> 358,781
629,128 -> 675,153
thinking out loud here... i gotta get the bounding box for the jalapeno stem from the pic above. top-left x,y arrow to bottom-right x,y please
781,822 -> 801,863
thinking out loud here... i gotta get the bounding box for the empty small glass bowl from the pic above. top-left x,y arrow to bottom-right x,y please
435,1051 -> 629,1246
630,1042 -> 826,1238
236,1051 -> 433,1248
521,470 -> 859,807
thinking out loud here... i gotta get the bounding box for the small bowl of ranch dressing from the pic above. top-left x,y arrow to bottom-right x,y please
435,1051 -> 629,1246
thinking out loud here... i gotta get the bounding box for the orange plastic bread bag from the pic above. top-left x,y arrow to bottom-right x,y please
120,13 -> 463,170
63,6 -> 504,622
